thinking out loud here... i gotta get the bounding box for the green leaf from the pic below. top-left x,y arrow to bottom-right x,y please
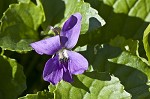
18,90 -> 53,99
83,44 -> 150,98
108,51 -> 150,98
0,55 -> 26,99
41,0 -> 65,29
85,0 -> 150,42
41,0 -> 105,35
143,24 -> 150,64
0,0 -> 17,18
0,0 -> 45,52
17,0 -> 30,3
74,45 -> 87,52
48,84 -> 57,93
109,35 -> 139,56
54,73 -> 131,99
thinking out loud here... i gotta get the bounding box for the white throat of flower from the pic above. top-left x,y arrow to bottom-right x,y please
58,49 -> 68,62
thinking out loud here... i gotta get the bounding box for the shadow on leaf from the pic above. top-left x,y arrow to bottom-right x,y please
71,75 -> 90,93
107,62 -> 150,98
41,0 -> 65,29
78,0 -> 149,47
71,71 -> 111,93
81,44 -> 150,98
88,17 -> 103,32
84,71 -> 111,81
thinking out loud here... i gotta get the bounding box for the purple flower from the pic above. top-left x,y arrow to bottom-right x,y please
30,13 -> 88,85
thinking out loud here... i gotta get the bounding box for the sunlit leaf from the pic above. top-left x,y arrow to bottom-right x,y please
0,0 -> 45,52
18,90 -> 53,99
41,0 -> 105,35
85,0 -> 150,42
54,73 -> 131,99
143,24 -> 150,64
82,44 -> 150,98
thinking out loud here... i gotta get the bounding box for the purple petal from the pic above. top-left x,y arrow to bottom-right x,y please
43,56 -> 63,85
62,63 -> 73,82
63,70 -> 73,83
67,51 -> 88,74
60,13 -> 82,49
30,35 -> 61,55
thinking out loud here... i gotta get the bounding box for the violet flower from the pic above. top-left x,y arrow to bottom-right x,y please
30,13 -> 88,85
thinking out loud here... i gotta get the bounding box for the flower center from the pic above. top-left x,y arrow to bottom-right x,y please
58,49 -> 68,62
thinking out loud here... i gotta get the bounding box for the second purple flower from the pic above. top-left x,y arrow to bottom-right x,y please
30,13 -> 88,85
